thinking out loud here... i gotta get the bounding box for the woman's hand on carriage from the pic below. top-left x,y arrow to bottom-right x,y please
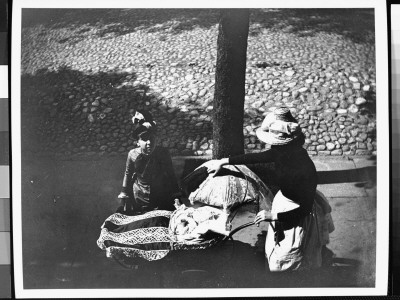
254,210 -> 277,225
204,158 -> 229,177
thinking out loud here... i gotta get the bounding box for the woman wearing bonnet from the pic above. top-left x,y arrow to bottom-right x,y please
117,110 -> 179,215
205,107 -> 333,272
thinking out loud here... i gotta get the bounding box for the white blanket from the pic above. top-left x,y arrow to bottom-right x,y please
169,205 -> 230,243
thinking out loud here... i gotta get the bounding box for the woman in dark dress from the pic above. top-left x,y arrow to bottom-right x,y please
117,111 -> 179,215
205,107 -> 324,272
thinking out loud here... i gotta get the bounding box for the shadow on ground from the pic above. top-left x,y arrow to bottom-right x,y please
23,234 -> 363,289
22,8 -> 220,41
250,8 -> 375,44
21,155 -> 375,289
22,8 -> 374,44
21,66 -> 213,156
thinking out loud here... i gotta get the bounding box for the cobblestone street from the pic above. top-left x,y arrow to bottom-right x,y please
20,8 -> 376,158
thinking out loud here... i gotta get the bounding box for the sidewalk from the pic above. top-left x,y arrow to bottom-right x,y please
20,154 -> 377,288
313,156 -> 377,287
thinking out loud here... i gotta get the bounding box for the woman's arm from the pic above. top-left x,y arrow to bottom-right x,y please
228,150 -> 277,165
206,150 -> 277,176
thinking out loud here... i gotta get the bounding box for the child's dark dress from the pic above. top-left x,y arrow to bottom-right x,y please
121,146 -> 179,213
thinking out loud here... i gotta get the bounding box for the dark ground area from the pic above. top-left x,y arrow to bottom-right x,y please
20,155 -> 376,289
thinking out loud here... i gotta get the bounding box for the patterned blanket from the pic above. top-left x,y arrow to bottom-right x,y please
97,207 -> 229,261
97,210 -> 173,261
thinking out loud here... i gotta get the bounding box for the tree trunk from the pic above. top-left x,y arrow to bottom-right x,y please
212,9 -> 249,159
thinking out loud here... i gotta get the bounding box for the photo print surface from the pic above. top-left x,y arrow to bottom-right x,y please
11,0 -> 389,298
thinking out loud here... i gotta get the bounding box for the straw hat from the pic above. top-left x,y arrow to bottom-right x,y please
255,107 -> 302,145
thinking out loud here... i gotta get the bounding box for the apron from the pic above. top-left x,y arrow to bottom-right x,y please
265,191 -> 322,272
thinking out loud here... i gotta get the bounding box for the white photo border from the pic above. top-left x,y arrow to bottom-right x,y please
11,0 -> 389,298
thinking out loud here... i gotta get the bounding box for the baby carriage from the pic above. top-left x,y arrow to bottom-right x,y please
97,163 -> 274,269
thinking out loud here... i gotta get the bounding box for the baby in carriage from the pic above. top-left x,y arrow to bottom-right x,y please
171,200 -> 230,242
97,163 -> 272,262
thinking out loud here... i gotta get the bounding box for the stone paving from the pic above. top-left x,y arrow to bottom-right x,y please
20,8 -> 376,158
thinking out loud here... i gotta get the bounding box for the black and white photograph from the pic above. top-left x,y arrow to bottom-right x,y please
11,0 -> 389,298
